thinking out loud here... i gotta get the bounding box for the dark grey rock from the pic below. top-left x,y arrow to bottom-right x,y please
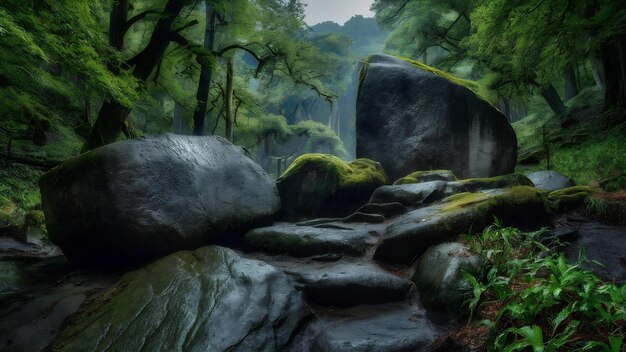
48,246 -> 313,352
342,212 -> 385,224
0,256 -> 116,352
412,242 -> 482,309
375,187 -> 551,264
277,261 -> 413,307
369,181 -> 448,206
354,202 -> 408,218
312,302 -> 438,352
39,134 -> 280,268
356,54 -> 517,180
528,170 -> 575,191
243,223 -> 379,257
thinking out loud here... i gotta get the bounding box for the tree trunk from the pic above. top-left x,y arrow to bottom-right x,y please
564,64 -> 579,101
173,102 -> 183,134
82,0 -> 185,152
601,34 -> 626,120
108,0 -> 129,52
192,5 -> 217,136
591,56 -> 605,89
540,83 -> 566,115
224,57 -> 234,142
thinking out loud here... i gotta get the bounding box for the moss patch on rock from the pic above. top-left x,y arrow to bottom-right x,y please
374,186 -> 551,264
0,195 -> 26,239
394,170 -> 457,185
277,154 -> 387,219
547,186 -> 596,213
457,174 -> 533,192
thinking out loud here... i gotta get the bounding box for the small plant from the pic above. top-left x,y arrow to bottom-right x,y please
462,221 -> 625,351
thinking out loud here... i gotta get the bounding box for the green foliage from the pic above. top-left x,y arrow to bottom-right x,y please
291,121 -> 348,159
0,164 -> 43,210
463,223 -> 626,351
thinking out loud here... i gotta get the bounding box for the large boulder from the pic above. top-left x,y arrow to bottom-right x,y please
277,154 -> 387,220
527,170 -> 575,192
48,246 -> 313,352
374,186 -> 552,264
39,134 -> 280,267
356,54 -> 517,181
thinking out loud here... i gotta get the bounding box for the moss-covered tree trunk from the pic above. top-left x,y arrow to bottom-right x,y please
81,0 -> 185,153
192,5 -> 217,136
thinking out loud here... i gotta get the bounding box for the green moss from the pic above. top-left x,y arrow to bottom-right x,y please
391,55 -> 496,105
547,186 -> 596,213
394,170 -> 457,185
279,154 -> 387,188
439,186 -> 549,231
277,154 -> 388,219
0,164 -> 43,209
441,192 -> 492,212
0,195 -> 26,236
459,174 -> 533,192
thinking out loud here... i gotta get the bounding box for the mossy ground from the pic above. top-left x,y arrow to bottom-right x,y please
513,86 -> 625,186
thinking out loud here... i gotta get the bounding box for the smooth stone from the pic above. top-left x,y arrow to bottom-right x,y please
243,223 -> 379,257
48,246 -> 313,352
528,170 -> 576,192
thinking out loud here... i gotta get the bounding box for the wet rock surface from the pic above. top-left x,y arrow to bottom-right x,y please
48,246 -> 313,352
40,134 -> 280,268
356,54 -> 517,180
3,171 -> 624,351
554,213 -> 626,284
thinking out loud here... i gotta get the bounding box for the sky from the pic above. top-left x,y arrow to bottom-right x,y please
302,0 -> 375,25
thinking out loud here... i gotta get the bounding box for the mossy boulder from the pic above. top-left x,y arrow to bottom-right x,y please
547,186 -> 596,213
454,173 -> 533,192
394,170 -> 457,185
277,154 -> 387,219
40,134 -> 280,268
0,196 -> 26,240
412,242 -> 482,309
49,246 -> 313,352
356,54 -> 517,181
374,186 -> 551,264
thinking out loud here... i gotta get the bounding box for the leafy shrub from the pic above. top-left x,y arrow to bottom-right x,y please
462,221 -> 625,351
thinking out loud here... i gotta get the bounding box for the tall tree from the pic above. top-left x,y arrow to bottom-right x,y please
82,0 -> 199,152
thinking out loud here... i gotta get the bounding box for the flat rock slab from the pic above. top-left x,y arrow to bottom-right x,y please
369,181 -> 448,206
243,223 -> 382,257
260,258 -> 413,307
556,214 -> 626,284
0,256 -> 116,352
49,246 -> 313,352
312,302 -> 438,352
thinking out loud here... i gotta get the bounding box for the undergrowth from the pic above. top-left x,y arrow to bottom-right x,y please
462,220 -> 625,351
